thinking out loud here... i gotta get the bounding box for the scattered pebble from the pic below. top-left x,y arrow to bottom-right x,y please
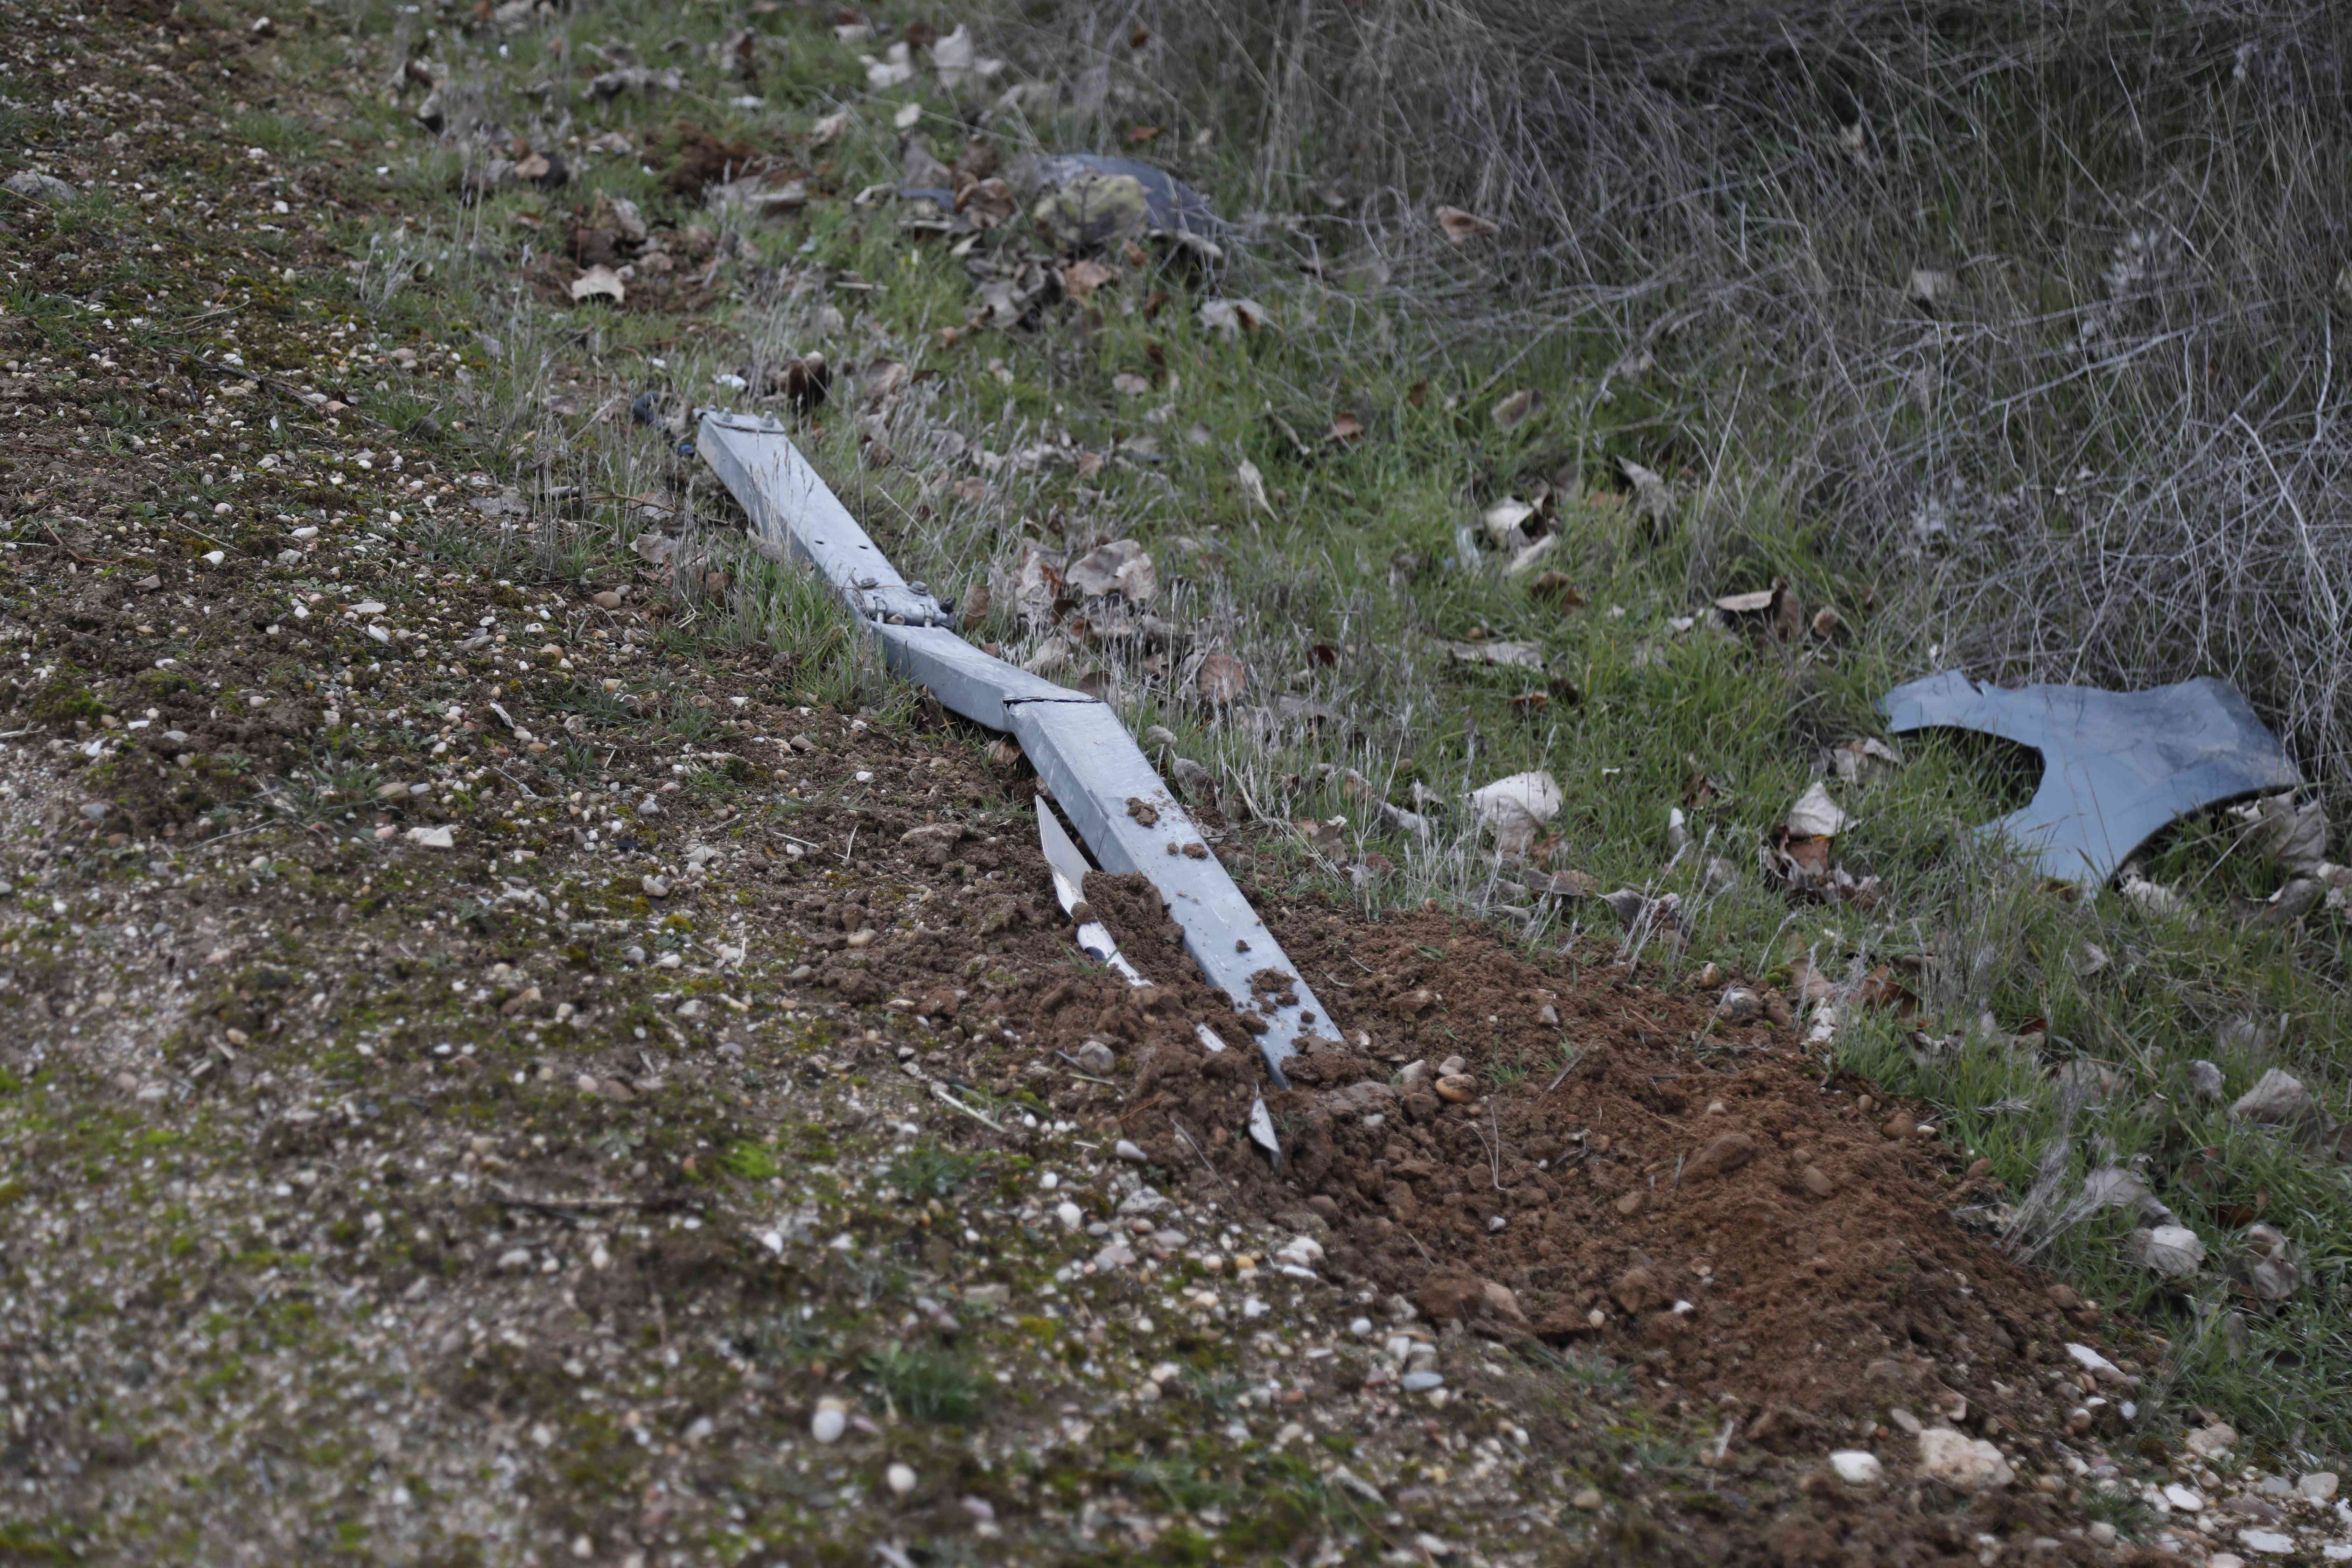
1916,1427 -> 2014,1491
1829,1451 -> 1883,1485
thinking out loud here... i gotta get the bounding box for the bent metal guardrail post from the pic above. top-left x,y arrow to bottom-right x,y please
697,410 -> 1335,1098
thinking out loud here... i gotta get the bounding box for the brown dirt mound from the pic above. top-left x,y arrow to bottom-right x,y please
1118,897 -> 2125,1447
813,810 -> 2169,1561
843,840 -> 2140,1451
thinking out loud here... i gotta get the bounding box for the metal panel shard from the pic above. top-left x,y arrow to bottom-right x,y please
1880,670 -> 2300,886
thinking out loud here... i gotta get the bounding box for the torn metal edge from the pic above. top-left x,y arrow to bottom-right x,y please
696,410 -> 1333,1090
1880,669 -> 2302,887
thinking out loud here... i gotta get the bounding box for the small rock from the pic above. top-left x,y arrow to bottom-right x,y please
1113,1139 -> 1149,1163
2301,1472 -> 2339,1502
2208,1556 -> 2246,1568
1685,1132 -> 1757,1181
1054,1200 -> 1083,1229
2064,1343 -> 2129,1386
2239,1531 -> 2295,1556
1073,1039 -> 1117,1075
2186,1421 -> 2239,1459
2188,1059 -> 2226,1101
2087,1523 -> 2116,1547
404,825 -> 455,849
1434,1073 -> 1477,1104
1881,1110 -> 1917,1140
887,1462 -> 916,1495
810,1400 -> 847,1443
2231,1068 -> 2316,1126
1829,1451 -> 1884,1485
2163,1483 -> 2205,1511
642,874 -> 672,898
1572,1488 -> 1604,1511
4,169 -> 78,202
2130,1223 -> 2206,1278
1717,986 -> 1762,1022
1439,1054 -> 1468,1077
1274,1235 -> 1325,1268
1612,1265 -> 1665,1314
1400,1371 -> 1444,1393
1917,1426 -> 2014,1491
1800,1164 -> 1835,1197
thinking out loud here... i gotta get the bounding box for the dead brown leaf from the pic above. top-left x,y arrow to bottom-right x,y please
1062,258 -> 1117,303
1491,388 -> 1537,429
1713,578 -> 1805,640
1856,965 -> 1922,1019
1436,205 -> 1500,243
1528,571 -> 1585,609
1328,412 -> 1365,443
1196,652 -> 1248,704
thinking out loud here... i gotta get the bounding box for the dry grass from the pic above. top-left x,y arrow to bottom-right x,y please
986,0 -> 2352,792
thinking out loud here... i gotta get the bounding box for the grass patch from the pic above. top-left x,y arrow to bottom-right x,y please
888,1143 -> 984,1200
861,1342 -> 983,1425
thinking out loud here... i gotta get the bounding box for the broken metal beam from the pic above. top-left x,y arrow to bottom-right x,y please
697,410 -> 1332,1086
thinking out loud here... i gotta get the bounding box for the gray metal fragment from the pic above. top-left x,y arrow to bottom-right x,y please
696,410 -> 1332,1096
1010,699 -> 1326,1086
1037,803 -> 1149,987
872,622 -> 1083,729
1880,670 -> 2300,887
1037,805 -> 1281,1165
697,412 -> 950,627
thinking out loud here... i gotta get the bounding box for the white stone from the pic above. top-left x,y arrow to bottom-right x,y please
2132,1223 -> 2207,1278
1054,1201 -> 1083,1229
1917,1427 -> 2014,1491
2303,1472 -> 2341,1502
2163,1484 -> 2204,1511
1829,1451 -> 1884,1485
2240,1531 -> 2295,1556
1275,1235 -> 1325,1267
2065,1343 -> 2128,1386
2231,1068 -> 2315,1125
810,1400 -> 846,1443
886,1463 -> 916,1495
2187,1422 -> 2240,1459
